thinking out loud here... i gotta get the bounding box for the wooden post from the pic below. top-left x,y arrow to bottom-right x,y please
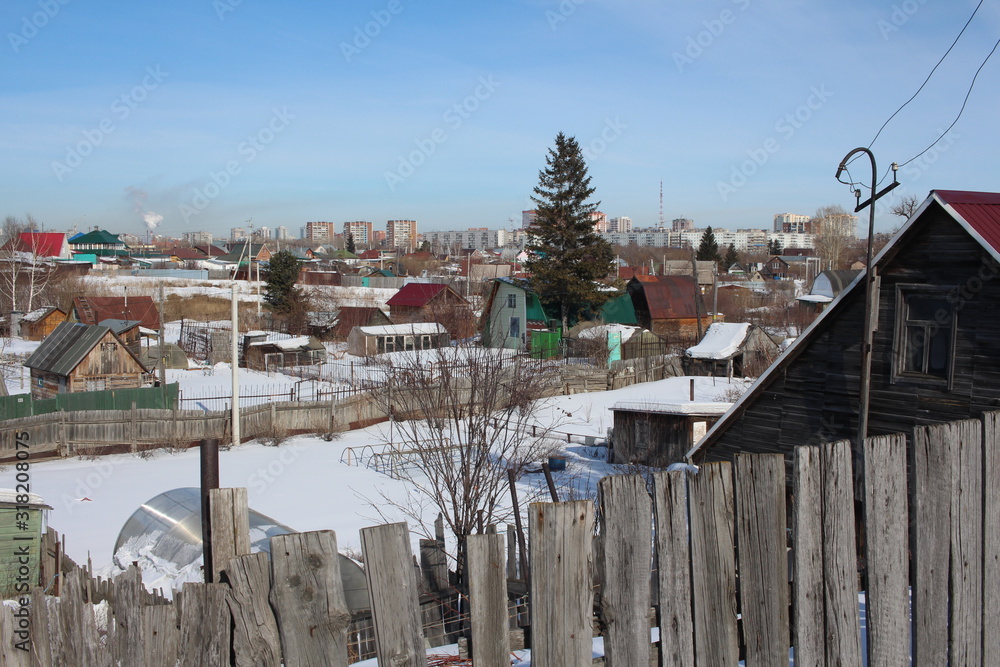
111,565 -> 145,666
948,419 -> 983,665
792,446 -> 824,667
984,411 -> 1000,666
130,402 -> 137,453
178,582 -> 231,667
598,475 -> 652,667
688,461 -> 738,665
821,440 -> 862,667
143,604 -> 179,667
529,501 -> 594,667
735,454 -> 788,667
270,531 -> 350,666
863,434 -> 910,666
224,552 -> 281,667
913,423 -> 951,665
652,470 -> 694,667
506,524 -> 517,580
467,533 -> 510,667
360,522 -> 424,667
1,605 -> 32,667
208,488 -> 251,584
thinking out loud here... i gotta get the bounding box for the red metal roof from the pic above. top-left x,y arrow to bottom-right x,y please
73,296 -> 161,330
631,275 -> 704,319
17,232 -> 66,257
935,190 -> 1000,255
387,283 -> 450,307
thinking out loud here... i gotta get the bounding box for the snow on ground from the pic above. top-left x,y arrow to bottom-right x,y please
1,337 -> 40,395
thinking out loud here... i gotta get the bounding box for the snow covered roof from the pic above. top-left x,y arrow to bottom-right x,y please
685,323 -> 752,360
357,323 -> 447,336
22,306 -> 61,322
578,324 -> 641,343
0,489 -> 51,509
796,294 -> 833,304
611,401 -> 733,416
248,335 -> 313,350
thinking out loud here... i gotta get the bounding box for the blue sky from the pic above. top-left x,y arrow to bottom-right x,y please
1,0 -> 998,239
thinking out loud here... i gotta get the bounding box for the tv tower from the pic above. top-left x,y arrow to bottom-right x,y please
659,180 -> 665,229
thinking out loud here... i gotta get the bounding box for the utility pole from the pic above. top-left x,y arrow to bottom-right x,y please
231,285 -> 241,449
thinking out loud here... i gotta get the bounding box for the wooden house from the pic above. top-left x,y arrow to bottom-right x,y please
24,322 -> 149,398
610,400 -> 731,467
688,189 -> 1000,467
311,306 -> 392,341
0,490 -> 51,598
73,295 -> 161,330
386,283 -> 472,338
19,306 -> 66,340
242,334 -> 326,372
480,278 -> 551,351
760,256 -> 789,279
684,322 -> 779,378
347,323 -> 450,357
627,275 -> 712,342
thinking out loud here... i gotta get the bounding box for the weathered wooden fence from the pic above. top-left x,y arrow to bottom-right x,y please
6,412 -> 997,664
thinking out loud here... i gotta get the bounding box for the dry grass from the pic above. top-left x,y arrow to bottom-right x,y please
162,293 -> 261,324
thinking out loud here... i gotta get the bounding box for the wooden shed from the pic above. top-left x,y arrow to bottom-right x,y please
18,306 -> 66,340
347,323 -> 450,357
242,334 -> 326,372
610,400 -> 731,467
24,322 -> 149,398
0,490 -> 51,598
684,322 -> 779,378
386,283 -> 473,338
627,275 -> 712,342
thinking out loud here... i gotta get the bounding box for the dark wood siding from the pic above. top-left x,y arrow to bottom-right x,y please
700,208 -> 1000,464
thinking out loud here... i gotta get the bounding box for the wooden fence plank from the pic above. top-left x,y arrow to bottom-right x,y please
529,501 -> 595,667
0,605 -> 31,667
652,470 -> 694,667
270,531 -> 351,667
598,474 -> 652,667
177,583 -> 231,667
208,487 -> 251,584
984,411 -> 1000,666
863,433 -> 910,666
29,588 -> 53,667
822,440 -> 861,667
142,604 -> 178,667
793,446 -> 823,667
913,423 -> 951,665
224,552 -> 281,667
467,533 -> 510,667
110,565 -> 144,666
688,462 -> 738,666
55,569 -> 108,667
735,454 -> 789,667
360,522 -> 424,667
949,418 -> 983,665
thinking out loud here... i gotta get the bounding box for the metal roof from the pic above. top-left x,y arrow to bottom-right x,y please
386,282 -> 450,307
25,322 -> 114,376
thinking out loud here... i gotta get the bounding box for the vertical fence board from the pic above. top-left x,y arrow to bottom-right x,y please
467,533 -> 510,667
599,474 -> 653,667
652,470 -> 694,667
142,604 -> 178,667
793,446 -> 823,667
0,604 -> 31,667
208,487 -> 251,584
863,433 -> 910,666
270,531 -> 350,667
913,424 -> 951,665
54,568 -> 106,667
688,462 -> 738,666
984,411 -> 1000,665
359,523 -> 423,667
822,440 -> 861,667
110,565 -> 144,666
224,552 -> 281,667
529,501 -> 595,667
29,588 -> 53,667
177,583 -> 231,667
735,454 -> 789,667
949,419 -> 983,665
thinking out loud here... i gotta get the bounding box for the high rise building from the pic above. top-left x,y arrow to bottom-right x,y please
305,221 -> 336,242
774,213 -> 811,233
590,212 -> 608,233
608,216 -> 632,233
343,221 -> 374,247
254,226 -> 271,239
275,226 -> 290,240
230,227 -> 248,241
387,219 -> 417,252
183,231 -> 213,245
522,210 -> 537,229
672,218 -> 694,232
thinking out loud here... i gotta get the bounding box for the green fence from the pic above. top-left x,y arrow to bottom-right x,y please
0,383 -> 179,419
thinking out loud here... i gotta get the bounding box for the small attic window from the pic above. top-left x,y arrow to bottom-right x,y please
893,285 -> 956,389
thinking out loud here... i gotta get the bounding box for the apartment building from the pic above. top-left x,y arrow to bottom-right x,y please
305,221 -> 336,243
387,219 -> 417,252
343,221 -> 374,247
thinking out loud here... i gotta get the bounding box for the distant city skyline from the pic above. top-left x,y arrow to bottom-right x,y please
3,2 -> 998,239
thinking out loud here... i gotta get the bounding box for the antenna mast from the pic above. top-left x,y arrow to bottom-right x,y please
659,180 -> 665,229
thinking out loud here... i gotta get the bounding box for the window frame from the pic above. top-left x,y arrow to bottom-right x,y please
892,284 -> 957,390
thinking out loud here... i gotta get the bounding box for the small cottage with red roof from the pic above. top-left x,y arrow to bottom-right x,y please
627,275 -> 712,341
5,232 -> 71,258
688,189 -> 1000,467
386,282 -> 472,338
72,296 -> 161,331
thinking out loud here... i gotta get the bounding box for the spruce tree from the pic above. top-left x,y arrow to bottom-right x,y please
345,232 -> 356,255
723,244 -> 739,272
264,249 -> 301,312
525,133 -> 615,331
696,227 -> 721,264
768,238 -> 783,255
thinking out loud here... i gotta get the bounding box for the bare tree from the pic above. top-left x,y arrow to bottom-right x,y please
361,344 -> 561,581
0,214 -> 54,315
811,205 -> 857,270
889,194 -> 920,220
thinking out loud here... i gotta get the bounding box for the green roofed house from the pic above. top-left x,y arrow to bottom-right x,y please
68,228 -> 129,258
481,278 -> 552,352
